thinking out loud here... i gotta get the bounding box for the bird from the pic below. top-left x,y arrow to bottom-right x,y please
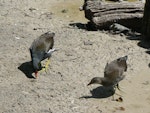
87,56 -> 128,93
29,31 -> 56,78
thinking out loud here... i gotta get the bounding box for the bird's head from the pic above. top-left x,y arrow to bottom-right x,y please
43,31 -> 55,38
32,58 -> 42,78
87,77 -> 103,86
117,55 -> 128,62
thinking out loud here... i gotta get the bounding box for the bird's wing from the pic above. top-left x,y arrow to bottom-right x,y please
40,33 -> 54,51
29,48 -> 33,60
30,39 -> 47,60
124,64 -> 127,72
104,63 -> 113,77
30,31 -> 55,62
104,62 -> 119,79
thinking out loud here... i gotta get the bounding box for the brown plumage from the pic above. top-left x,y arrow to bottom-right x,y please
87,56 -> 128,90
30,31 -> 56,78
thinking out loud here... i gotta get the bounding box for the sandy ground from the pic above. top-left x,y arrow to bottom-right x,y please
0,0 -> 150,113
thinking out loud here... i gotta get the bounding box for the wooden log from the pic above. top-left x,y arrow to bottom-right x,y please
83,0 -> 144,32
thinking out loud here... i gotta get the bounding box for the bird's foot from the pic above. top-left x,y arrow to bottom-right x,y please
112,96 -> 123,102
45,59 -> 50,72
39,67 -> 46,73
39,59 -> 50,73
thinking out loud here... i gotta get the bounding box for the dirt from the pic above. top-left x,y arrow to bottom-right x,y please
0,0 -> 150,113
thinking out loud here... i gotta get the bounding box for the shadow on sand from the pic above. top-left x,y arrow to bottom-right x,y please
18,61 -> 35,79
137,39 -> 150,68
69,22 -> 97,31
119,32 -> 150,68
69,22 -> 150,68
146,50 -> 150,68
80,86 -> 115,99
138,40 -> 150,49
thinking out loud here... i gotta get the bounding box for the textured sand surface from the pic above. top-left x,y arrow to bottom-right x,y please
0,0 -> 150,113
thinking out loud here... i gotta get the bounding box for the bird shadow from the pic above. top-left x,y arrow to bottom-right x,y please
18,61 -> 35,79
80,86 -> 115,99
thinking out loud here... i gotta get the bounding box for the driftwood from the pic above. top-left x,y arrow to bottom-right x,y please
82,0 -> 144,32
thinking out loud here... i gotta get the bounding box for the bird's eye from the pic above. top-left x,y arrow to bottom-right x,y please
117,58 -> 121,62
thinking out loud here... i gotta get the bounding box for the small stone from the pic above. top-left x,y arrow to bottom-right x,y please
84,40 -> 93,45
142,81 -> 149,85
15,37 -> 20,40
115,97 -> 123,102
29,7 -> 36,12
61,9 -> 68,13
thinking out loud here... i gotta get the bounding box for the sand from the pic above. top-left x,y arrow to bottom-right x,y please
0,0 -> 150,113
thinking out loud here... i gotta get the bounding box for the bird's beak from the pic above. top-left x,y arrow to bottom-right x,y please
87,82 -> 92,86
35,71 -> 38,78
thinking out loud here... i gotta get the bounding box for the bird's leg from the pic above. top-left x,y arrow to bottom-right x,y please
108,87 -> 115,101
116,84 -> 121,91
39,58 -> 50,73
39,48 -> 57,73
111,85 -> 122,101
44,48 -> 58,71
113,85 -> 117,93
41,48 -> 58,72
44,58 -> 50,72
114,84 -> 121,91
112,84 -> 124,101
39,66 -> 46,72
116,84 -> 125,93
